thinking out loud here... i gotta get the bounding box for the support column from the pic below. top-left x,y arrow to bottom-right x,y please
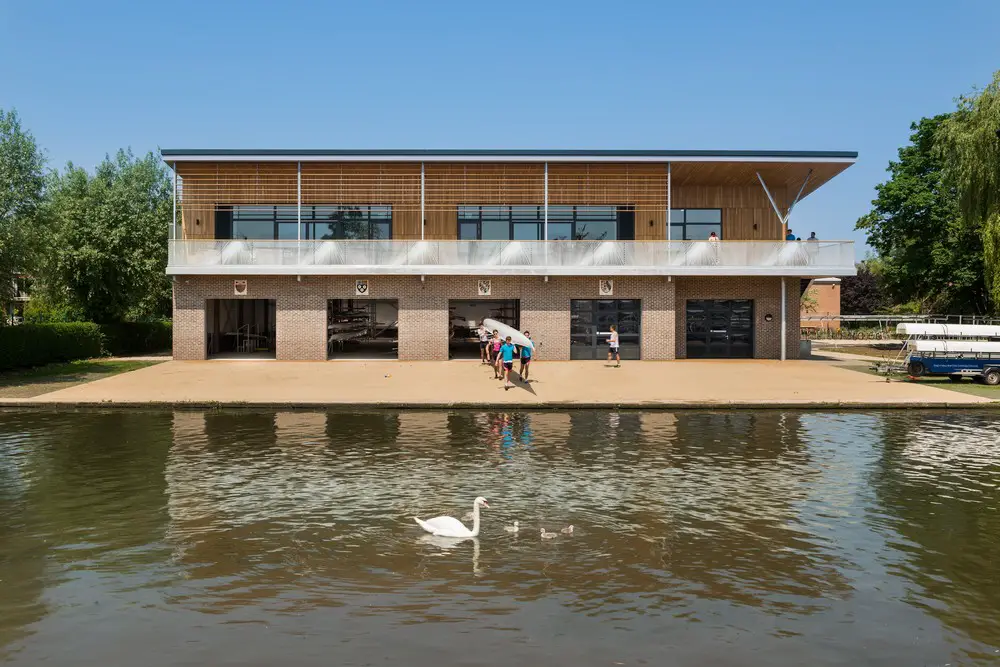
543,161 -> 549,240
666,162 -> 671,240
297,161 -> 302,239
757,169 -> 812,240
420,162 -> 425,240
171,164 -> 177,241
780,277 -> 787,361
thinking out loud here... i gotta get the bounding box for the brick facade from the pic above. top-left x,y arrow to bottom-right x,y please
172,274 -> 799,361
800,279 -> 841,330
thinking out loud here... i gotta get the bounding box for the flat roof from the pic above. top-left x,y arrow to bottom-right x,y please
160,148 -> 857,163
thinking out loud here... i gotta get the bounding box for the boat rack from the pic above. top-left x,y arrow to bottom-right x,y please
884,323 -> 1000,383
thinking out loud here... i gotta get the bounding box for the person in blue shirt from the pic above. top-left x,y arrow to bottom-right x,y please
519,331 -> 533,383
497,336 -> 517,390
785,228 -> 798,241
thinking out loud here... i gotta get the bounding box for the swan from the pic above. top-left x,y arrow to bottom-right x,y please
560,525 -> 574,534
540,528 -> 558,539
414,497 -> 489,538
504,521 -> 520,533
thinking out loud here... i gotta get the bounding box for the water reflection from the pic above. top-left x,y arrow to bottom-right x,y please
160,410 -> 847,617
869,412 -> 1000,659
0,409 -> 999,665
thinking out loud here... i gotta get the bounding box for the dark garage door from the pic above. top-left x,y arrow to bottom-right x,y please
686,300 -> 754,358
570,299 -> 641,360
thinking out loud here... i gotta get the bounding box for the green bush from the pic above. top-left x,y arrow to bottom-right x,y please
0,323 -> 104,372
21,292 -> 83,324
98,321 -> 172,356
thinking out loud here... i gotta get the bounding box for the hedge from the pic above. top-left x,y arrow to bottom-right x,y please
98,321 -> 172,356
0,323 -> 105,372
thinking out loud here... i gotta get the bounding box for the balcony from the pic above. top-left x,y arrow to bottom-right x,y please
167,240 -> 856,277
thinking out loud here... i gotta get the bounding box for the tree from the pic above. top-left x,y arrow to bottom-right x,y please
840,261 -> 886,315
0,108 -> 46,320
46,150 -> 171,322
936,70 -> 1000,309
856,114 -> 988,313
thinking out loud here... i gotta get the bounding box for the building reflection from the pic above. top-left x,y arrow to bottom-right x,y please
162,409 -> 853,621
870,411 -> 1000,651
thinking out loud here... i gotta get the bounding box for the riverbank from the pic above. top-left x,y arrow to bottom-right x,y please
0,358 -> 995,409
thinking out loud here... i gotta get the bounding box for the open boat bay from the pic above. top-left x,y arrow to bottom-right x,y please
1,409 -> 999,666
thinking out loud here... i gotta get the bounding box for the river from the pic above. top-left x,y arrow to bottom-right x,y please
1,409 -> 999,666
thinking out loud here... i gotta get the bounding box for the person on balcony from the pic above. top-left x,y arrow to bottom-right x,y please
807,232 -> 818,241
785,228 -> 798,241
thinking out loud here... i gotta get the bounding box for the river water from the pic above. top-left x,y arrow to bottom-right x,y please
1,409 -> 999,666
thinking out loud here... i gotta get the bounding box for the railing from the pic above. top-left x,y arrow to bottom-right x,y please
167,240 -> 856,276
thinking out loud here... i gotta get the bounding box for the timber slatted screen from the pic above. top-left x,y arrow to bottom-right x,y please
174,160 -> 806,241
548,163 -> 666,206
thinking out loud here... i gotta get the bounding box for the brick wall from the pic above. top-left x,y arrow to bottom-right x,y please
674,276 -> 801,359
801,281 -> 841,330
172,275 -> 677,361
174,274 -> 802,361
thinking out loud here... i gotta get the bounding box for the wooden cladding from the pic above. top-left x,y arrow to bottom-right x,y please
178,162 -> 299,205
547,163 -> 667,206
673,184 -> 787,241
300,163 -> 420,206
425,163 -> 545,208
174,161 -> 797,241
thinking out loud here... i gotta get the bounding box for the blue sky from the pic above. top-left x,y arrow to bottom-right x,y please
2,0 -> 998,255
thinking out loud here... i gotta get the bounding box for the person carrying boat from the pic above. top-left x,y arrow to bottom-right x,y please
478,321 -> 490,364
519,331 -> 533,383
491,330 -> 502,378
497,336 -> 517,390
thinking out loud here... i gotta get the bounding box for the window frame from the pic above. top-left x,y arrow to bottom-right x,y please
457,205 -> 543,241
215,204 -> 393,240
548,205 -> 628,241
669,209 -> 723,240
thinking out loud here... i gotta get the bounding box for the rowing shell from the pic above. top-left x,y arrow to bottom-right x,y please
483,318 -> 534,350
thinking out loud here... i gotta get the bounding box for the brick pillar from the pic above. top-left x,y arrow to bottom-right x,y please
639,277 -> 676,360
398,279 -> 449,360
276,280 -> 326,361
521,278 -> 572,361
172,280 -> 206,360
785,277 -> 802,360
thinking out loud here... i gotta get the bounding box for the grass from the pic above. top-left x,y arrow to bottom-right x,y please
0,359 -> 161,398
841,363 -> 1000,399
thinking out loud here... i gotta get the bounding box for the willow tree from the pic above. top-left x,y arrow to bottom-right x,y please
936,71 -> 1000,309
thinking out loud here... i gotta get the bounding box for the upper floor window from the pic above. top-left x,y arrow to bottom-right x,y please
215,205 -> 392,240
458,206 -> 543,240
670,209 -> 722,240
548,206 -> 634,241
458,205 -> 635,241
13,276 -> 31,299
303,205 -> 391,240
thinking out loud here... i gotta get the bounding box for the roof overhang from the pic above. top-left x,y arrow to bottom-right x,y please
161,149 -> 857,203
161,148 -> 856,163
